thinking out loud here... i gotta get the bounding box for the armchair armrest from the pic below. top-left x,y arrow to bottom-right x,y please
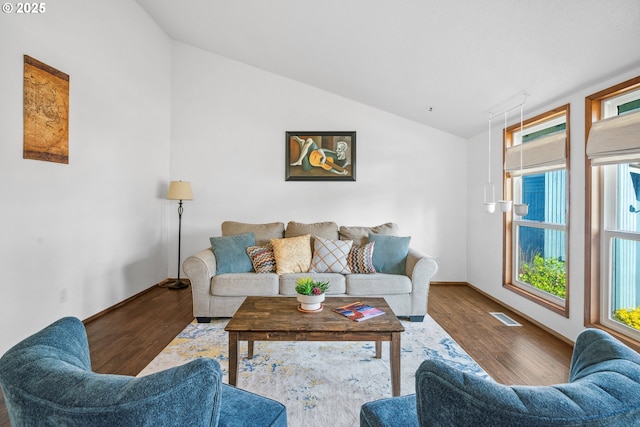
405,248 -> 438,317
183,248 -> 217,318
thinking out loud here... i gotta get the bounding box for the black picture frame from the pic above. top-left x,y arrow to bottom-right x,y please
285,131 -> 356,181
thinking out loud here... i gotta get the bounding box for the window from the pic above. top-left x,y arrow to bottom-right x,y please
586,76 -> 640,348
503,105 -> 570,316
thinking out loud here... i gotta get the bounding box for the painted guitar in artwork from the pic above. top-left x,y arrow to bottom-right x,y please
309,150 -> 347,173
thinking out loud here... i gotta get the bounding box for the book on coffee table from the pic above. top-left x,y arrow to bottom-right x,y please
333,301 -> 385,321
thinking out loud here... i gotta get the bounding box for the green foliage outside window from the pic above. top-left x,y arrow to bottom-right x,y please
613,307 -> 640,331
518,253 -> 566,298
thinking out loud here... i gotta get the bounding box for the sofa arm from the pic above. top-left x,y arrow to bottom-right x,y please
405,248 -> 438,316
360,395 -> 418,427
183,248 -> 217,318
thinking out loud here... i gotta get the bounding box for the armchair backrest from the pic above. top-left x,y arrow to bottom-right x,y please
415,328 -> 640,426
0,317 -> 222,427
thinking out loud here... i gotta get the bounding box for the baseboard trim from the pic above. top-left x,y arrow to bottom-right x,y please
430,281 -> 468,286
83,279 -> 182,325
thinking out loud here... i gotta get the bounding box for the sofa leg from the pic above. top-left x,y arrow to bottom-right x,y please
408,316 -> 425,322
196,317 -> 212,323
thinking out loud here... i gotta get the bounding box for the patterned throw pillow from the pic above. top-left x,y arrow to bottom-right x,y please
347,241 -> 376,274
246,244 -> 277,273
310,236 -> 353,274
271,234 -> 312,274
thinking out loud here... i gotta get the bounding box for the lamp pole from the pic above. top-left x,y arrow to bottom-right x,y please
166,180 -> 193,290
168,199 -> 188,289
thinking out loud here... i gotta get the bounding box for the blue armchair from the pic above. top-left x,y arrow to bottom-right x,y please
361,328 -> 640,426
0,317 -> 287,427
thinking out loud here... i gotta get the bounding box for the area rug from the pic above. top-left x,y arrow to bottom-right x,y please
139,315 -> 489,427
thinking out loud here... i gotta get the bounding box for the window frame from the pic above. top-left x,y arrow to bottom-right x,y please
503,104 -> 570,317
586,75 -> 640,351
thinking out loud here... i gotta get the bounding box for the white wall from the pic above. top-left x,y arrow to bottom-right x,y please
0,0 -> 172,354
169,41 -> 468,283
466,65 -> 640,343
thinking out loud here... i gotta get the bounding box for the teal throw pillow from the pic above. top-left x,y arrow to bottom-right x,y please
368,233 -> 410,275
210,232 -> 256,274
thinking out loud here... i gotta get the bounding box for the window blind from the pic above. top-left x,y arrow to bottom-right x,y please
587,109 -> 640,165
504,131 -> 566,176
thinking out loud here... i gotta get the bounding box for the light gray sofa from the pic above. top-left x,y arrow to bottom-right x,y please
184,221 -> 438,322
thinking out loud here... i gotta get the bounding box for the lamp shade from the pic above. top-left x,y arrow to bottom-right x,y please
167,181 -> 193,200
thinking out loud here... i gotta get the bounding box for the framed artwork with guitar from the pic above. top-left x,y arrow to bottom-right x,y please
286,131 -> 356,181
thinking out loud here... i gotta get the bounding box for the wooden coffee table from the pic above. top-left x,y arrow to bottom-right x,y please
225,296 -> 405,396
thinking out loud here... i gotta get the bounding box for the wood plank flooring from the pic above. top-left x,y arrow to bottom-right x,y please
0,283 -> 573,426
428,284 -> 573,385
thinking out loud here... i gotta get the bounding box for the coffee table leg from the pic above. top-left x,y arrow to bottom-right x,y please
228,331 -> 238,386
248,340 -> 254,359
390,332 -> 401,396
375,340 -> 381,358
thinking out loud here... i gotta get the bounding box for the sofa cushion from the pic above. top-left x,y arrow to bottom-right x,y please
211,273 -> 280,296
310,236 -> 353,274
279,273 -> 347,295
285,221 -> 339,253
348,242 -> 376,274
368,233 -> 411,275
271,234 -> 312,274
285,221 -> 339,241
210,233 -> 256,274
221,221 -> 285,246
246,244 -> 277,273
339,223 -> 399,246
346,273 -> 412,295
220,384 -> 287,427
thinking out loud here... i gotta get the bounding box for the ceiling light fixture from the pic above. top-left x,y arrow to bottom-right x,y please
484,93 -> 529,214
483,115 -> 496,213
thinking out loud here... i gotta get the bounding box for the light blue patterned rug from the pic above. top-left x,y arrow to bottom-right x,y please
139,315 -> 489,427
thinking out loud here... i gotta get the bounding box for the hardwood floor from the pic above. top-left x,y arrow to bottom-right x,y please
0,283 -> 573,426
428,284 -> 573,385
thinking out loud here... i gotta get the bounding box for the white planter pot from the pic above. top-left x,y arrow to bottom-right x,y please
514,203 -> 529,216
498,200 -> 512,212
297,293 -> 325,311
483,202 -> 496,213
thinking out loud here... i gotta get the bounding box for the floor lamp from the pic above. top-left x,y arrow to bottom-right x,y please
167,180 -> 193,290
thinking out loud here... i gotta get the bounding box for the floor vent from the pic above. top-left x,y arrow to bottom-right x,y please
490,312 -> 522,326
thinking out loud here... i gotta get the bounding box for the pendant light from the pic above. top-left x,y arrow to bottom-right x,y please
483,115 -> 496,213
484,93 -> 528,215
514,105 -> 529,216
497,111 -> 512,213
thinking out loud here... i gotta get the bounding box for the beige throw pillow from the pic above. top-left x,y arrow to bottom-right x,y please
271,234 -> 312,275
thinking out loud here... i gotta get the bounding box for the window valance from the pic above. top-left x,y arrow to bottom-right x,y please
587,109 -> 640,166
505,131 -> 566,176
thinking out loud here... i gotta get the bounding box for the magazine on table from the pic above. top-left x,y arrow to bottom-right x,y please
333,301 -> 385,321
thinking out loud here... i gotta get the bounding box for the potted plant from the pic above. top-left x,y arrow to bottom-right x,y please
295,277 -> 330,311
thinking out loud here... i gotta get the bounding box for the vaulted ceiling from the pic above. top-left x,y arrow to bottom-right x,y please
136,0 -> 640,138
